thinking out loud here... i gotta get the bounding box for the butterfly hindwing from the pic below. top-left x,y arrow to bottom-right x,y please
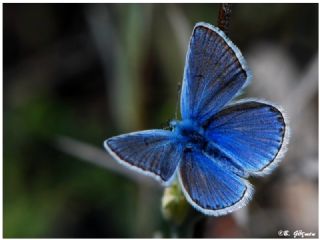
104,130 -> 182,185
181,22 -> 252,125
178,148 -> 253,216
205,100 -> 289,176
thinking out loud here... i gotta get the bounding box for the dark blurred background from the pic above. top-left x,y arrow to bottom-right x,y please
3,3 -> 318,238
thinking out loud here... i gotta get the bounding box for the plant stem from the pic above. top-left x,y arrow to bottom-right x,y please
217,3 -> 233,37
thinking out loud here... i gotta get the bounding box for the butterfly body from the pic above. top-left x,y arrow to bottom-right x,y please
104,22 -> 289,216
171,119 -> 207,150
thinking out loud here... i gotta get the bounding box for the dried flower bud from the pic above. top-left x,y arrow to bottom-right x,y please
161,181 -> 189,225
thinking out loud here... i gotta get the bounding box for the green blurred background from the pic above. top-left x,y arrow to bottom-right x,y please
3,3 -> 318,238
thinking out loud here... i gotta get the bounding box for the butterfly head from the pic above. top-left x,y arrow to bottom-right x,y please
169,120 -> 178,129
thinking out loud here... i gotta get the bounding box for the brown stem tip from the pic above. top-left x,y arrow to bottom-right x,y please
217,3 -> 233,37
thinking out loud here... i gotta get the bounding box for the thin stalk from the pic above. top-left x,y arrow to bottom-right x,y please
217,3 -> 233,37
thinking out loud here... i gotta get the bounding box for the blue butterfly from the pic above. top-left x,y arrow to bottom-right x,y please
104,22 -> 289,216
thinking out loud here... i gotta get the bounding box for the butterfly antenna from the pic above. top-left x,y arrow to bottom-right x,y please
175,82 -> 181,119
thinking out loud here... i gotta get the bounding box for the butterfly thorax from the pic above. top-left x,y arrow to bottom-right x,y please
170,119 -> 208,150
